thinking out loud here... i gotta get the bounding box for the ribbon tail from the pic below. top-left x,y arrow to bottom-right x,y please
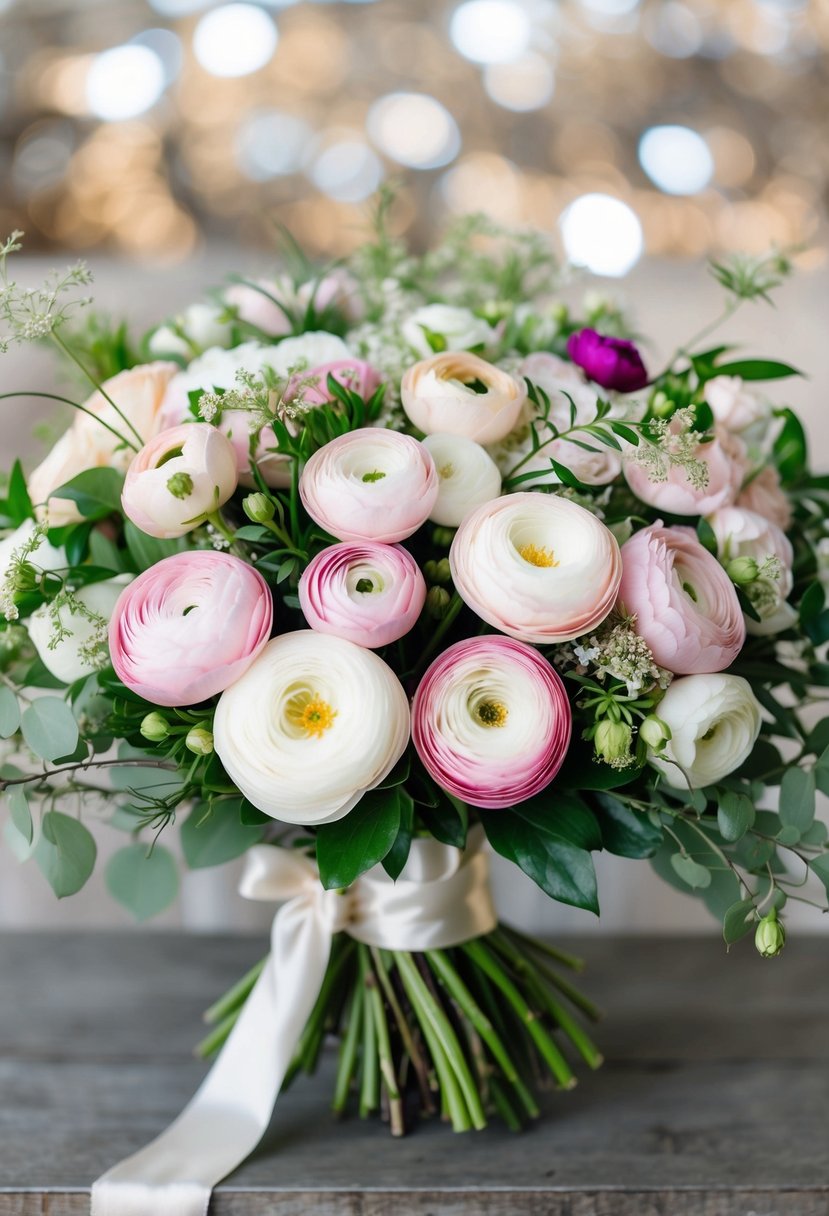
91,897 -> 332,1216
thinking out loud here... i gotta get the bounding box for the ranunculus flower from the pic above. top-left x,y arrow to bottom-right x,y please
401,352 -> 526,445
649,673 -> 762,789
737,465 -> 793,531
624,429 -> 746,517
709,505 -> 795,637
422,433 -> 501,526
299,542 -> 426,648
299,268 -> 363,325
566,328 -> 648,393
268,331 -> 351,376
213,630 -> 410,824
28,575 -> 131,684
28,362 -> 178,527
284,359 -> 383,408
505,435 -> 621,489
108,551 -> 272,707
704,376 -> 770,435
619,523 -> 745,674
299,428 -> 439,543
223,278 -> 294,337
402,305 -> 496,360
411,636 -> 572,809
148,304 -> 231,359
121,423 -> 238,539
449,492 -> 622,644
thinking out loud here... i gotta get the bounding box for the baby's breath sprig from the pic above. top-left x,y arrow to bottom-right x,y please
629,407 -> 709,490
0,231 -> 93,354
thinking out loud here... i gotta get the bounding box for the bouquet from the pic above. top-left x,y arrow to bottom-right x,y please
1,208 -> 827,1209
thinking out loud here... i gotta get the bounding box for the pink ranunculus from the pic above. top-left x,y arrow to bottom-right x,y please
121,423 -> 238,539
624,429 -> 746,517
299,268 -> 364,324
412,636 -> 572,809
224,279 -> 294,337
299,428 -> 439,543
299,542 -> 426,649
108,551 -> 273,707
737,465 -> 793,531
284,359 -> 383,408
704,376 -> 769,434
619,523 -> 745,675
566,329 -> 648,393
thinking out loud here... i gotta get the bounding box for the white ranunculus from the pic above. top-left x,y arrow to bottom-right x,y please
148,304 -> 232,359
160,341 -> 274,412
213,631 -> 411,824
266,331 -> 351,376
649,673 -> 762,790
709,505 -> 794,636
704,376 -> 770,436
402,305 -> 496,359
28,575 -> 131,684
0,520 -> 65,584
422,433 -> 501,527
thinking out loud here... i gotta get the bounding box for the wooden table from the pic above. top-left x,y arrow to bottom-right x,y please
1,932 -> 827,1215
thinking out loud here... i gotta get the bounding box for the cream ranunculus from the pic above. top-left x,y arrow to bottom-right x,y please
449,492 -> 622,644
148,304 -> 232,359
213,630 -> 411,824
649,673 -> 762,789
704,376 -> 770,435
401,352 -> 526,445
709,505 -> 796,637
121,423 -> 238,539
402,305 -> 496,359
422,433 -> 501,527
28,362 -> 178,527
28,575 -> 131,684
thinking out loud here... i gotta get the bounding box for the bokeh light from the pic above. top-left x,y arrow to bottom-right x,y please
367,93 -> 461,169
86,46 -> 166,122
192,4 -> 278,78
560,193 -> 644,276
309,139 -> 383,203
639,125 -> 714,195
484,54 -> 554,111
236,110 -> 313,180
449,0 -> 532,65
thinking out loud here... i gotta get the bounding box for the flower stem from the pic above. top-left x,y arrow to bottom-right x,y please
203,957 -> 266,1025
332,982 -> 363,1116
410,592 -> 465,678
371,946 -> 434,1114
50,329 -> 146,448
0,390 -> 139,453
360,946 -> 404,1135
501,925 -> 585,973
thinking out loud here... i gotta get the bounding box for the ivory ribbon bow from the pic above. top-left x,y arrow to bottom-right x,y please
91,828 -> 496,1216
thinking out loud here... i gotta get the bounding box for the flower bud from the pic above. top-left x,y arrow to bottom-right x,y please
650,390 -> 674,419
726,555 -> 759,586
423,559 -> 439,583
639,714 -> 672,751
755,908 -> 785,958
432,526 -> 456,547
166,472 -> 194,501
426,586 -> 451,619
433,558 -> 452,585
594,719 -> 633,765
243,492 -> 275,524
141,712 -> 170,743
11,562 -> 39,594
185,725 -> 214,756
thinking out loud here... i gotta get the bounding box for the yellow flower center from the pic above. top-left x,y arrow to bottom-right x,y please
476,700 -> 509,728
286,692 -> 337,738
438,462 -> 455,480
518,543 -> 558,568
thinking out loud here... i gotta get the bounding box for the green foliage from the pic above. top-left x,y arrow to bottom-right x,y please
50,468 -> 125,520
778,767 -> 816,836
716,791 -> 755,843
592,792 -> 663,859
105,842 -> 179,921
124,521 -> 188,571
34,810 -> 96,898
180,799 -> 266,869
0,687 -> 20,738
316,787 -> 403,890
20,697 -> 79,762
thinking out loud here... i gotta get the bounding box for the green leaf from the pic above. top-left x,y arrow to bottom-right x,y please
382,789 -> 415,881
6,460 -> 34,525
773,408 -> 808,485
88,529 -> 129,573
808,852 -> 829,896
180,799 -> 265,869
20,697 -> 79,762
417,789 -> 469,848
716,791 -> 756,842
105,842 -> 179,921
0,686 -> 20,738
34,811 -> 97,898
557,744 -> 643,790
799,581 -> 825,626
550,459 -> 589,490
722,898 -> 756,946
670,852 -> 712,889
7,786 -> 33,855
778,766 -> 816,835
50,468 -> 125,520
696,516 -> 718,556
316,787 -> 402,890
480,804 -> 599,914
594,792 -> 663,858
124,521 -> 188,571
735,738 -> 782,781
711,359 -> 801,381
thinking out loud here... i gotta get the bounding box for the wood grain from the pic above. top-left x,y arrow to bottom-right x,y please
1,932 -> 828,1215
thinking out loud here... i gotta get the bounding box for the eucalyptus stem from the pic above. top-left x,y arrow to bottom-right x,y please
0,757 -> 179,792
203,957 -> 266,1025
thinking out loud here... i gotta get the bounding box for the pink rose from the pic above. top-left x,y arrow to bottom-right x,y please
624,429 -> 746,516
412,636 -> 572,809
619,523 -> 745,674
224,279 -> 293,337
737,466 -> 792,531
109,551 -> 273,707
299,542 -> 426,649
284,359 -> 383,408
299,428 -> 439,543
121,423 -> 238,539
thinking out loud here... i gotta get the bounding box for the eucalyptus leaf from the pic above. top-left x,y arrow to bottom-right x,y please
34,811 -> 96,898
180,800 -> 265,869
716,791 -> 755,843
808,852 -> 829,896
20,697 -> 79,762
0,686 -> 20,738
778,766 -> 816,834
722,898 -> 756,946
105,842 -> 179,921
7,785 -> 34,859
670,852 -> 712,890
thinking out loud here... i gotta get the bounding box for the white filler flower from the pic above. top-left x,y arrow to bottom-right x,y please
213,630 -> 411,824
422,433 -> 501,527
649,672 -> 762,790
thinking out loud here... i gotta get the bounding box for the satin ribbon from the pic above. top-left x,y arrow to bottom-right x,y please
91,828 -> 496,1216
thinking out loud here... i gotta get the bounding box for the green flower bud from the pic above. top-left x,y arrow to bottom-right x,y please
140,712 -> 170,743
650,390 -> 674,419
432,526 -> 455,547
433,558 -> 452,585
755,908 -> 786,959
426,586 -> 451,619
166,472 -> 194,500
423,559 -> 439,583
594,719 -> 633,765
639,715 -> 672,751
185,726 -> 214,756
243,492 -> 275,524
726,556 -> 759,586
11,562 -> 39,593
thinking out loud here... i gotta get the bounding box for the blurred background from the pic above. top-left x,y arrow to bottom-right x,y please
0,0 -> 827,934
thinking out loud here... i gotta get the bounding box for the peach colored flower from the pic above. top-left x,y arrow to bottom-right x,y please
401,352 -> 525,444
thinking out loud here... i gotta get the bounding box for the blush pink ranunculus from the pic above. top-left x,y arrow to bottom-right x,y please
624,429 -> 746,517
224,278 -> 294,337
411,636 -> 572,810
121,423 -> 238,539
299,542 -> 426,649
108,551 -> 273,707
618,523 -> 745,675
401,352 -> 526,444
737,465 -> 793,531
299,428 -> 439,543
284,359 -> 383,408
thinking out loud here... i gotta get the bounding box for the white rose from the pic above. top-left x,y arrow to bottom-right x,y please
649,673 -> 762,790
149,304 -> 231,359
705,376 -> 770,436
28,575 -> 131,684
213,631 -> 410,824
709,505 -> 794,636
402,305 -> 496,359
422,433 -> 501,527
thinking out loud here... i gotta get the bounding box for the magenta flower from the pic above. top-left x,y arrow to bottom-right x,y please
109,551 -> 273,707
566,328 -> 648,393
299,542 -> 426,649
412,636 -> 572,809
